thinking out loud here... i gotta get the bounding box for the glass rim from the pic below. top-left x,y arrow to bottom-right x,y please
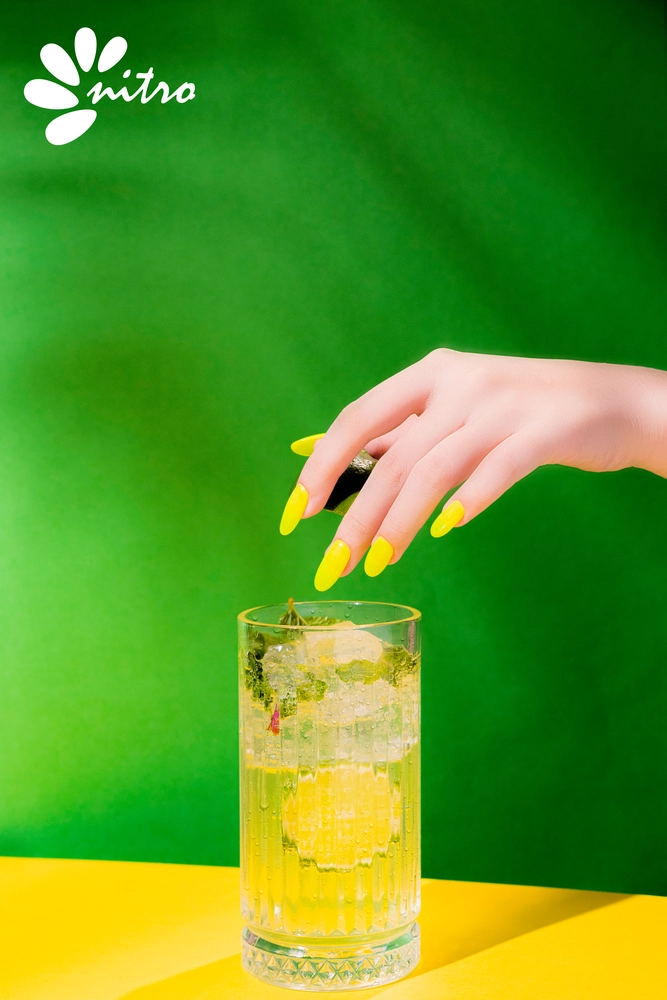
238,600 -> 421,630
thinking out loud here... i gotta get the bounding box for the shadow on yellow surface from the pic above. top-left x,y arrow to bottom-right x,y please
4,858 -> 649,1000
0,858 -> 243,1000
120,879 -> 627,999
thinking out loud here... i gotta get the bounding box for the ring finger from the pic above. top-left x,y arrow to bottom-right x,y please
364,423 -> 507,570
313,418 -> 496,590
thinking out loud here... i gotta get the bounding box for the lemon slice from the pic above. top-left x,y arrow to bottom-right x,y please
282,765 -> 400,869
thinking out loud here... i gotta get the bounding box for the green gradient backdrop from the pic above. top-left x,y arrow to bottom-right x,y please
1,1 -> 666,894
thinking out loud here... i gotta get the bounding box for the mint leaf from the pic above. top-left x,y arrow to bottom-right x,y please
382,645 -> 419,685
248,628 -> 268,660
279,693 -> 297,718
296,671 -> 328,702
335,659 -> 392,685
245,650 -> 274,709
279,597 -> 308,628
334,647 -> 419,687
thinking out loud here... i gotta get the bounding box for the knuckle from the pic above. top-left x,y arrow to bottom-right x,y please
336,397 -> 364,428
340,506 -> 371,541
427,347 -> 452,363
382,512 -> 413,542
460,363 -> 496,397
374,448 -> 408,490
424,347 -> 457,372
410,455 -> 449,495
495,446 -> 526,483
304,449 -> 328,482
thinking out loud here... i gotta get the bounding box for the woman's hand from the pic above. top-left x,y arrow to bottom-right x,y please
280,349 -> 667,590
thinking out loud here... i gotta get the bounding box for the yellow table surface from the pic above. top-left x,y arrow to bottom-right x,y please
0,857 -> 665,999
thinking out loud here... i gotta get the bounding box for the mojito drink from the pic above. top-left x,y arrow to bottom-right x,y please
238,601 -> 420,991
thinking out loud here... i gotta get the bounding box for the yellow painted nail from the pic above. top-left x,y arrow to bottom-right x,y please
364,536 -> 394,578
430,500 -> 465,538
314,539 -> 351,592
280,483 -> 309,535
291,433 -> 325,457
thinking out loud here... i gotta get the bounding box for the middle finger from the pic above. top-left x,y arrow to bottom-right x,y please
316,412 -> 464,585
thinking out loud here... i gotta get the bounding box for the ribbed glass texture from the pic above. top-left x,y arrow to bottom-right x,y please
238,601 -> 421,990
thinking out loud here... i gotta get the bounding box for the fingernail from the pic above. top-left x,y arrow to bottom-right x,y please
291,433 -> 325,457
280,483 -> 309,535
314,539 -> 351,592
430,500 -> 465,538
364,536 -> 394,577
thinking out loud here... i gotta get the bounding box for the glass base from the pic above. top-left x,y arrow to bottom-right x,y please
242,923 -> 420,992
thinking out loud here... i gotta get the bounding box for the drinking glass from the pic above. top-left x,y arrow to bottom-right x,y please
238,600 -> 421,990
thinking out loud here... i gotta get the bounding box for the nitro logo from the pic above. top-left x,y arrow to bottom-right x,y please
24,26 -> 196,146
88,68 -> 195,106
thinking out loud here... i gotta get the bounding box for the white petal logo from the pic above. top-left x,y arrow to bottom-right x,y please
24,27 -> 195,146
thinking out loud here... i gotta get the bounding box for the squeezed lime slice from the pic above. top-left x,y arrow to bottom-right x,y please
324,449 -> 377,515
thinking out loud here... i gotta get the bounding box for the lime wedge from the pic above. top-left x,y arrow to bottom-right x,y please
324,449 -> 377,515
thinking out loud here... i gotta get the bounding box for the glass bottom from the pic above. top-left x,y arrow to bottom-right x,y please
241,923 -> 420,992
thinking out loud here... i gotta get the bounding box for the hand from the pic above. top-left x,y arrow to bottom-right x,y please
280,349 -> 667,590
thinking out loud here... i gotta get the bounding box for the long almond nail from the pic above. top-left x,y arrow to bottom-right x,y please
430,500 -> 465,538
364,536 -> 394,577
314,539 -> 351,592
291,434 -> 325,457
280,483 -> 309,535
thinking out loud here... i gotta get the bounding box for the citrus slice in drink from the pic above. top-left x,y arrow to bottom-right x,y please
281,764 -> 401,870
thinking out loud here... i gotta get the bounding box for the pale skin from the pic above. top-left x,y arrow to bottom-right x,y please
291,350 -> 667,582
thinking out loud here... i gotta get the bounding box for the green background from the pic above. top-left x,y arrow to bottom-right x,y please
1,0 -> 666,894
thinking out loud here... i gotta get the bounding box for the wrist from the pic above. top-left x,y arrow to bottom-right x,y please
629,366 -> 667,478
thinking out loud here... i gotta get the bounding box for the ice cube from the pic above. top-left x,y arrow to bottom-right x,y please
262,644 -> 307,697
304,628 -> 383,666
262,642 -> 297,669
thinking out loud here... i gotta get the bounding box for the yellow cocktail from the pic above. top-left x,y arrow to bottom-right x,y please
238,601 -> 421,991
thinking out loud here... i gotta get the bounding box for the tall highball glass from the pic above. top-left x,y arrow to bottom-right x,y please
238,600 -> 421,991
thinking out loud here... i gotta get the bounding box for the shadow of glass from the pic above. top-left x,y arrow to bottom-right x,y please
120,881 -> 629,998
415,879 -> 629,977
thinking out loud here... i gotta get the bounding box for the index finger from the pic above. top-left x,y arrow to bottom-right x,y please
298,359 -> 434,516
